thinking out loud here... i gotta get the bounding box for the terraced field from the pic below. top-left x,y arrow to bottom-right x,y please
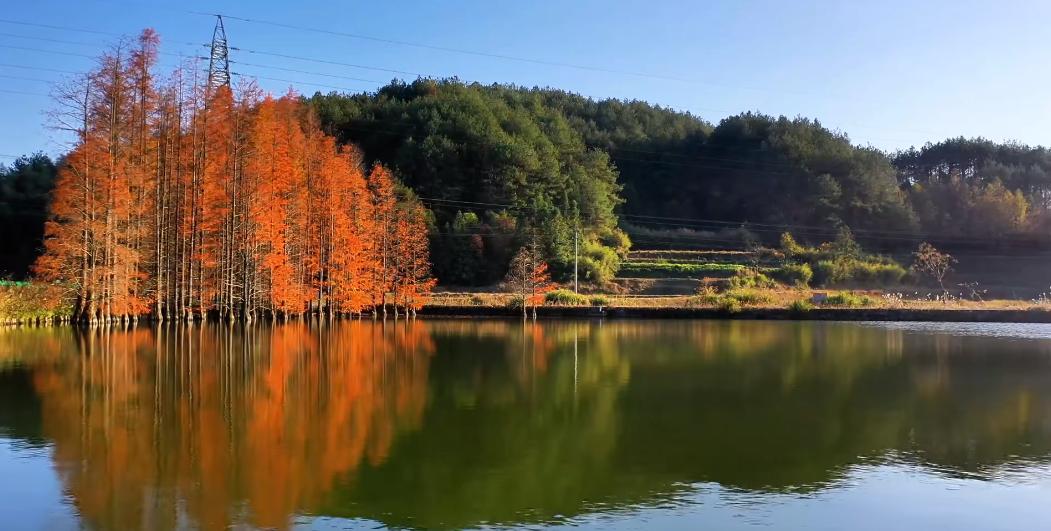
614,249 -> 760,294
618,249 -> 771,279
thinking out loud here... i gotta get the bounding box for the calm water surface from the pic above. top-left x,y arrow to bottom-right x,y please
1,319 -> 1051,530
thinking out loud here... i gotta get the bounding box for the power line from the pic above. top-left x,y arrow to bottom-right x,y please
231,72 -> 369,93
0,88 -> 50,97
0,18 -> 117,36
189,10 -> 700,85
226,45 -> 424,78
0,73 -> 56,84
0,31 -> 101,47
0,62 -> 81,75
0,43 -> 96,59
230,60 -> 382,84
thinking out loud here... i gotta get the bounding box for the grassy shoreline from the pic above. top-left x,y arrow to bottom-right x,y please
420,289 -> 1051,322
6,286 -> 1051,326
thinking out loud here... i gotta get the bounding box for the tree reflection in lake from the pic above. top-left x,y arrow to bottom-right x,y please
1,320 -> 1051,530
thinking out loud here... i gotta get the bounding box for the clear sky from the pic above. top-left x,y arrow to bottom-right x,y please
2,0 -> 1049,162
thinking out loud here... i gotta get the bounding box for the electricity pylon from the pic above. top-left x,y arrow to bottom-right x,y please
207,15 -> 231,91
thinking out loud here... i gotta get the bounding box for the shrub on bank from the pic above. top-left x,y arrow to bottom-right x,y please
580,242 -> 622,284
823,291 -> 874,307
507,294 -> 525,309
589,294 -> 611,306
788,299 -> 814,313
729,269 -> 777,289
725,288 -> 772,305
779,230 -> 907,287
544,289 -> 590,306
717,297 -> 742,314
0,281 -> 71,322
810,258 -> 906,287
687,286 -> 770,310
771,263 -> 813,287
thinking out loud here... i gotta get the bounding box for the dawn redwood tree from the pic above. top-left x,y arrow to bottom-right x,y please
35,29 -> 435,323
366,163 -> 398,317
505,241 -> 554,319
305,138 -> 375,316
392,199 -> 437,317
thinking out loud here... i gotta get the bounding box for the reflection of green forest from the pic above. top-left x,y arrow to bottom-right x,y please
1,321 -> 1051,530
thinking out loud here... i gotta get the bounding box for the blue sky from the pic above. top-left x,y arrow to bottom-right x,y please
2,0 -> 1049,162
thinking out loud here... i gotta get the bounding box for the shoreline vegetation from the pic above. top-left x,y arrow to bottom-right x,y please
7,282 -> 1051,326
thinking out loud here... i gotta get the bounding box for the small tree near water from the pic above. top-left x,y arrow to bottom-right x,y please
505,243 -> 554,319
911,242 -> 955,298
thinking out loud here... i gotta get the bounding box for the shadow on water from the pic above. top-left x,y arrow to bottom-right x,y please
2,319 -> 1051,529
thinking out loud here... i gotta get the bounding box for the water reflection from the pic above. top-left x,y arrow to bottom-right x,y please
0,320 -> 1050,530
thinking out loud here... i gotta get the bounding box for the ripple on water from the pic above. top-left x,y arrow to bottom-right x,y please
860,321 -> 1051,340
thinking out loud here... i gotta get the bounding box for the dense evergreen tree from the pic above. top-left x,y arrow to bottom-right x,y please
0,154 -> 57,279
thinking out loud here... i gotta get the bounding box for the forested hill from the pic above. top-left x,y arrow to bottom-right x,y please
312,80 -> 1051,242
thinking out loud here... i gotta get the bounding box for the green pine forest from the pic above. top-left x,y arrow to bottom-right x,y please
5,78 -> 1049,286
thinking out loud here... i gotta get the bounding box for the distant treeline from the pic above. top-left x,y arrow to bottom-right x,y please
310,80 -> 1051,282
7,78 -> 1051,284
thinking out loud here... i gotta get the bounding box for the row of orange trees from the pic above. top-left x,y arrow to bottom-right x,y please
34,30 -> 434,324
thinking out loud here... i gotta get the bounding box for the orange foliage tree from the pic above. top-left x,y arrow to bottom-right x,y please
35,29 -> 433,323
504,241 -> 554,319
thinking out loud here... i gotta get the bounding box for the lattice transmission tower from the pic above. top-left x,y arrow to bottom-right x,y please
207,15 -> 231,91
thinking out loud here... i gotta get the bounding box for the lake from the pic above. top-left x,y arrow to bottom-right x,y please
1,319 -> 1050,530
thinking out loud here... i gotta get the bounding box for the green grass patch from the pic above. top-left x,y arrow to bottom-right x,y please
589,294 -> 611,306
823,291 -> 874,307
620,261 -> 745,278
686,286 -> 771,310
544,289 -> 590,306
728,269 -> 778,289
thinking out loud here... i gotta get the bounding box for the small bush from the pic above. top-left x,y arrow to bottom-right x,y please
780,232 -> 805,258
725,288 -> 772,305
717,297 -> 742,314
581,242 -> 622,283
507,294 -> 525,309
0,282 -> 72,322
470,295 -> 485,306
729,269 -> 777,289
545,289 -> 589,306
823,291 -> 873,307
589,294 -> 611,306
597,228 -> 632,258
692,285 -> 721,306
812,260 -> 837,286
771,263 -> 813,287
876,263 -> 908,285
788,299 -> 814,313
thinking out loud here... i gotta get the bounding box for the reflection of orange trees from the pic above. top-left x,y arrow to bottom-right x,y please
29,321 -> 433,531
